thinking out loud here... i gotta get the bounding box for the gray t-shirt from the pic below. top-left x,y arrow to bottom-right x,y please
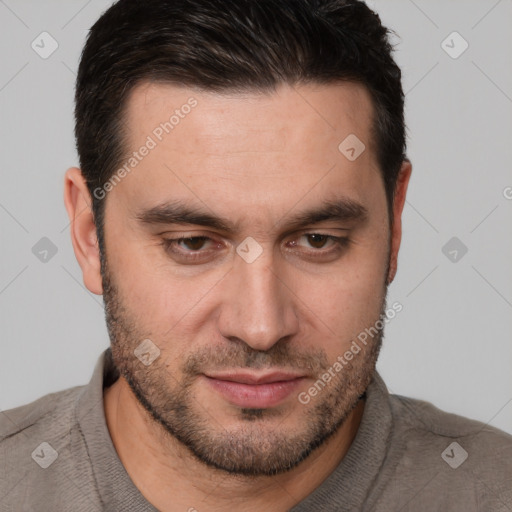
1,348 -> 511,511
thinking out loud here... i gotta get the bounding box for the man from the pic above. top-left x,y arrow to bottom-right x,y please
1,0 -> 511,510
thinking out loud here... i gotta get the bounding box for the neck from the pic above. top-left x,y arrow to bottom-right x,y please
104,376 -> 365,512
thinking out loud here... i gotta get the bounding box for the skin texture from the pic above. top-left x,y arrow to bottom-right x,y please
64,82 -> 411,511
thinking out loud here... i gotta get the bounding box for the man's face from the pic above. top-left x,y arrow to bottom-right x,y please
101,82 -> 391,475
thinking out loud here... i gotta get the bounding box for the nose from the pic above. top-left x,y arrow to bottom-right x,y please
217,246 -> 299,352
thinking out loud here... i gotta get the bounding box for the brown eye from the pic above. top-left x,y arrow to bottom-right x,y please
179,237 -> 208,251
296,233 -> 340,250
162,236 -> 217,260
285,233 -> 350,261
306,234 -> 330,249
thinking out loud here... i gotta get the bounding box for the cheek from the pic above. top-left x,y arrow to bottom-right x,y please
296,236 -> 388,355
111,244 -> 224,338
104,194 -> 389,353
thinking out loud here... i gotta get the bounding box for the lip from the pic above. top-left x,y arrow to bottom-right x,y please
203,371 -> 306,409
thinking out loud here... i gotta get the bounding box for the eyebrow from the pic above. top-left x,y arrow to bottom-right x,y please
135,198 -> 368,234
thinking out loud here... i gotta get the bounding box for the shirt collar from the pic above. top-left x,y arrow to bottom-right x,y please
290,371 -> 394,511
76,348 -> 393,511
76,348 -> 158,511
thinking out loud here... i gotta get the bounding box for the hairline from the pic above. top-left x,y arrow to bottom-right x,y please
92,77 -> 396,254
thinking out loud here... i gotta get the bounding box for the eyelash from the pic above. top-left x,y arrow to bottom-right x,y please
161,234 -> 350,262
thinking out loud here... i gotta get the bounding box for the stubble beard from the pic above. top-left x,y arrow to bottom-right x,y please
101,255 -> 387,476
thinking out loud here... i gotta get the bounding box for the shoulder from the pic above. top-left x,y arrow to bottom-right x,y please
383,392 -> 512,510
0,385 -> 84,446
389,391 -> 512,453
0,385 -> 98,510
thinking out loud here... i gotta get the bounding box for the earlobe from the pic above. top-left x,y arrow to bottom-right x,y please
63,167 -> 104,295
387,159 -> 412,284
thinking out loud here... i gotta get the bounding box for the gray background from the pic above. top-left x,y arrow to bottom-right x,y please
1,0 -> 511,434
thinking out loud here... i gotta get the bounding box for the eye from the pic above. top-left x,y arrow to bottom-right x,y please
288,233 -> 349,251
173,236 -> 210,251
161,232 -> 349,265
300,234 -> 336,249
162,236 -> 220,262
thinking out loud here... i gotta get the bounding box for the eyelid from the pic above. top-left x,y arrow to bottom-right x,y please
162,235 -> 219,251
288,234 -> 349,251
159,226 -> 349,240
161,230 -> 347,246
161,232 -> 350,264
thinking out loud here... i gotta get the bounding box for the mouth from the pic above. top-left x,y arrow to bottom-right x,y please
203,371 -> 307,409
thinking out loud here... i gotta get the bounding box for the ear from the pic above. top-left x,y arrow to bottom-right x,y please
63,167 -> 103,295
387,159 -> 412,284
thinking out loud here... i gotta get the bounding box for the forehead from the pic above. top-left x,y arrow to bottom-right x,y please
124,80 -> 375,155
113,81 -> 382,225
